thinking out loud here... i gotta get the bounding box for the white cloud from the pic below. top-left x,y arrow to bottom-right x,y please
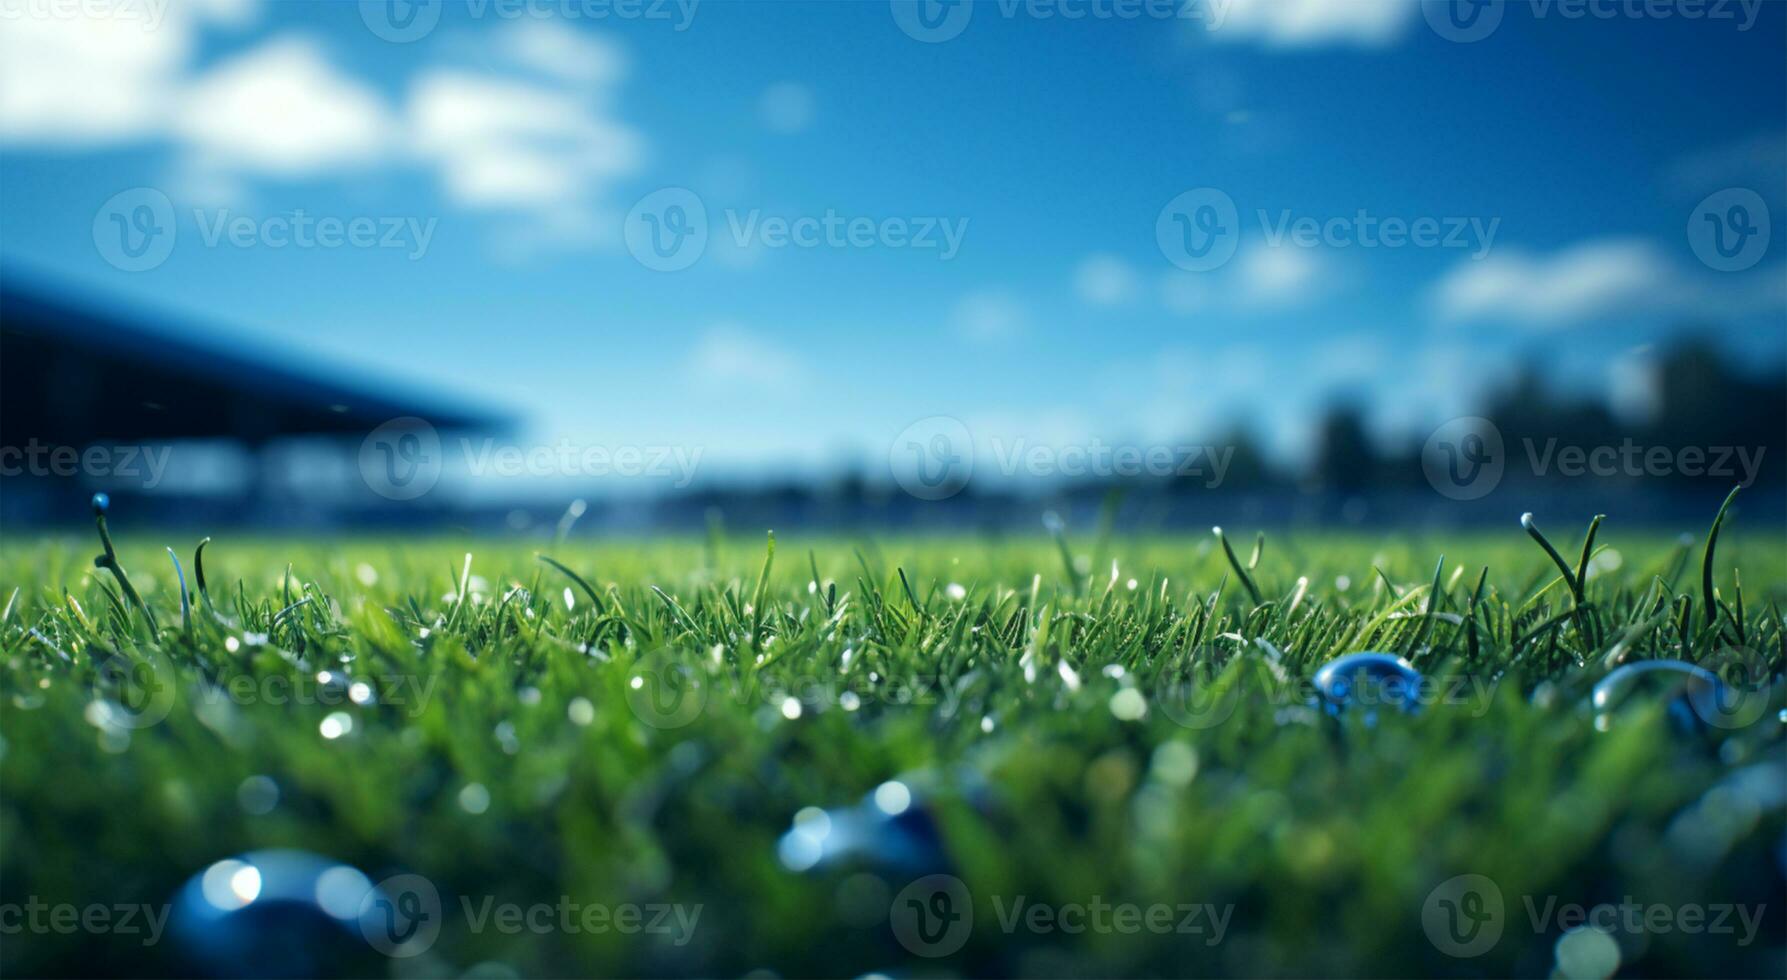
688,325 -> 806,390
402,21 -> 644,241
497,17 -> 626,86
1238,244 -> 1323,307
2,8 -> 645,251
0,0 -> 266,144
174,38 -> 390,176
759,81 -> 814,134
1156,245 -> 1326,316
184,0 -> 260,24
951,289 -> 1025,343
1435,234 -> 1786,327
407,70 -> 640,211
1431,239 -> 1678,325
1209,0 -> 1413,48
0,1 -> 193,143
1074,254 -> 1139,306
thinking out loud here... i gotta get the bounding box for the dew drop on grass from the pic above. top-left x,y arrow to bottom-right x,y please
1554,926 -> 1621,980
318,712 -> 352,740
873,781 -> 911,816
1150,742 -> 1199,786
83,700 -> 116,730
1109,688 -> 1147,721
777,805 -> 835,871
237,775 -> 279,815
793,806 -> 830,838
313,866 -> 373,920
200,860 -> 259,912
780,697 -> 803,720
567,697 -> 595,726
458,783 -> 491,814
1057,661 -> 1081,691
777,829 -> 823,872
494,721 -> 519,754
1530,681 -> 1559,709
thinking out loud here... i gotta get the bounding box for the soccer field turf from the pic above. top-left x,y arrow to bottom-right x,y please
3,503 -> 1784,977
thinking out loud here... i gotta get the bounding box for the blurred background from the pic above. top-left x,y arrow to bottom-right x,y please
2,0 -> 1782,533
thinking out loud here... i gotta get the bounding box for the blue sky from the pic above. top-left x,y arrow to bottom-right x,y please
2,0 -> 1783,488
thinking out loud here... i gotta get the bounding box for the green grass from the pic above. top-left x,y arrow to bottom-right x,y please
2,508 -> 1784,977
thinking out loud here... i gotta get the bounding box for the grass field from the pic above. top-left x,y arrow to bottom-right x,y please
2,499 -> 1784,977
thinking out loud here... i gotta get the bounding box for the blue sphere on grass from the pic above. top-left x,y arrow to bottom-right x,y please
1314,652 -> 1423,717
1592,659 -> 1731,734
171,850 -> 385,977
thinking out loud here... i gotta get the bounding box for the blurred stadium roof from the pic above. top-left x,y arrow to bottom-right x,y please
1,280 -> 510,446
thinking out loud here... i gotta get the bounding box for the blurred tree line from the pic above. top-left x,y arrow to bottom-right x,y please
1293,337 -> 1786,496
653,337 -> 1784,531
